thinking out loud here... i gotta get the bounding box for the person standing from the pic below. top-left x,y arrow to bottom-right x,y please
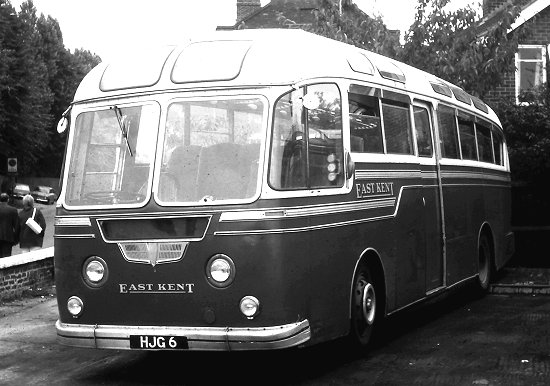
0,192 -> 20,258
18,194 -> 46,252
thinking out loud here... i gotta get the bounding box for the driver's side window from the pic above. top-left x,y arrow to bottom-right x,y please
268,83 -> 344,190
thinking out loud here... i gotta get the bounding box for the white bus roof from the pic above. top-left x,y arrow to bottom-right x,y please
74,28 -> 499,124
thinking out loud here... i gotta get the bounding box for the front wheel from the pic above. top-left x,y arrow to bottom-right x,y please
349,264 -> 379,347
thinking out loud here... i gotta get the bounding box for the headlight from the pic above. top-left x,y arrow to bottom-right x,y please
67,296 -> 83,317
82,256 -> 108,287
240,296 -> 260,319
206,254 -> 235,288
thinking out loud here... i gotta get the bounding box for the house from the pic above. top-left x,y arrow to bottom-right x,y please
216,0 -> 400,56
217,0 -> 319,31
479,0 -> 550,103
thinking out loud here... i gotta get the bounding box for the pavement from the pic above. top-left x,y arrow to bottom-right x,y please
490,266 -> 550,295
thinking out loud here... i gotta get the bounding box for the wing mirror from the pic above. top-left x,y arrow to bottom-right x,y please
57,105 -> 72,134
57,117 -> 68,133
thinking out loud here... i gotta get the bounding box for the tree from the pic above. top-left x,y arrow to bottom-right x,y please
1,0 -> 52,175
400,0 -> 524,98
276,0 -> 400,58
0,0 -> 100,178
0,0 -> 17,154
493,86 -> 550,185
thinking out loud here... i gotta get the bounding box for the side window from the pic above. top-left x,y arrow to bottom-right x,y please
382,100 -> 413,155
269,83 -> 343,190
437,105 -> 460,159
413,106 -> 433,157
476,121 -> 494,163
492,127 -> 504,166
457,112 -> 477,160
348,91 -> 383,153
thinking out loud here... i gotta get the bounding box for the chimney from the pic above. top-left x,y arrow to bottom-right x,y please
482,0 -> 509,17
237,0 -> 262,22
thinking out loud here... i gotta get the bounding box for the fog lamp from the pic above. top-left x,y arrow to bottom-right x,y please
83,256 -> 108,287
240,296 -> 260,319
67,296 -> 83,317
206,254 -> 235,288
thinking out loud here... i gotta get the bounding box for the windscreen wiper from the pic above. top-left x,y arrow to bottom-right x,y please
110,105 -> 134,157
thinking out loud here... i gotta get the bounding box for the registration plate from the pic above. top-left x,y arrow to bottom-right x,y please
130,335 -> 188,350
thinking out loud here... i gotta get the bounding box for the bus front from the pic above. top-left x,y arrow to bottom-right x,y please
54,83 -> 318,350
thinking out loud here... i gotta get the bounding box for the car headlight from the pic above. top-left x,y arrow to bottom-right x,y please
82,256 -> 108,287
206,254 -> 235,288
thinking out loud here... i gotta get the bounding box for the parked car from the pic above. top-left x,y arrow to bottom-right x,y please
31,185 -> 58,205
12,183 -> 30,200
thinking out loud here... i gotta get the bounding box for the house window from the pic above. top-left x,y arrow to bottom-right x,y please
515,45 -> 547,102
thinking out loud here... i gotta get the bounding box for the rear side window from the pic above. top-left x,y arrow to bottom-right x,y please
457,113 -> 477,160
476,121 -> 494,163
492,127 -> 505,166
382,100 -> 413,155
437,105 -> 460,159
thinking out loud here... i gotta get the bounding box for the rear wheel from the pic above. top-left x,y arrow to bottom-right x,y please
349,263 -> 379,347
477,234 -> 493,291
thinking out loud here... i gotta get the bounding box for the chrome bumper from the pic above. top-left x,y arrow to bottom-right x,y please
56,319 -> 311,351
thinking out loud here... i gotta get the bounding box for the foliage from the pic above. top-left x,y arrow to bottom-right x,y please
288,0 -> 400,57
0,0 -> 100,177
493,85 -> 550,184
300,0 -> 523,100
400,0 -> 523,98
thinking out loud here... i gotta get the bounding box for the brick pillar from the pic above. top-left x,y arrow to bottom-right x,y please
237,0 -> 262,22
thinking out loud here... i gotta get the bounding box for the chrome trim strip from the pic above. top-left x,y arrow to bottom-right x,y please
54,234 -> 96,239
440,171 -> 510,182
355,168 -> 510,183
215,213 -> 395,236
55,217 -> 92,227
56,319 -> 311,351
217,186 -> 416,235
219,198 -> 396,222
355,169 -> 421,179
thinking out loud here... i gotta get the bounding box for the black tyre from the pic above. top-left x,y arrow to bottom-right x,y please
349,263 -> 379,347
477,234 -> 493,291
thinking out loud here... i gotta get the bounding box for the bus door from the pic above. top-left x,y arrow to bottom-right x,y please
413,101 -> 445,292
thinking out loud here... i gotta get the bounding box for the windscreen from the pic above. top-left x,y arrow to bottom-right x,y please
65,103 -> 159,207
157,97 -> 264,204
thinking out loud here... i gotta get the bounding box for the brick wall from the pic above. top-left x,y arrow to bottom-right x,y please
0,247 -> 54,301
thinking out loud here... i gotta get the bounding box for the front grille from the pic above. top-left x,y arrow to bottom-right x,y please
119,242 -> 188,266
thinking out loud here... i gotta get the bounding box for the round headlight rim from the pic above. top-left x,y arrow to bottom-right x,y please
82,255 -> 109,288
67,295 -> 84,318
205,254 -> 236,288
239,295 -> 260,319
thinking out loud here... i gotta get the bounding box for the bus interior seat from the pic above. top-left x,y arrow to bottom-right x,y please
350,135 -> 365,152
196,142 -> 256,200
166,145 -> 201,201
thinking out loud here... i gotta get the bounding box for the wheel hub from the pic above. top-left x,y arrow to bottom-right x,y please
361,281 -> 376,325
